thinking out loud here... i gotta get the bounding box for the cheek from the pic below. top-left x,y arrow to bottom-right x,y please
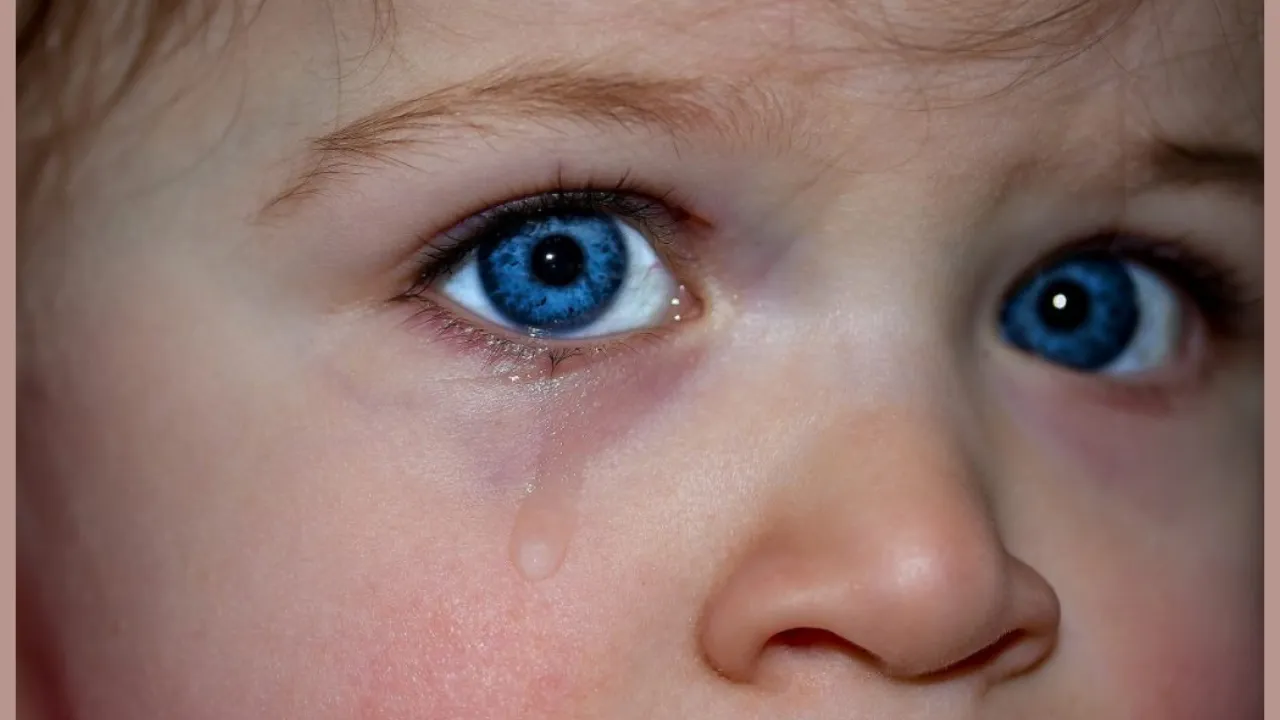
994,360 -> 1255,521
164,409 -> 634,720
31,286 -> 708,719
27,368 -> 628,718
332,335 -> 710,583
1096,577 -> 1261,719
993,356 -> 1260,717
331,565 -> 600,719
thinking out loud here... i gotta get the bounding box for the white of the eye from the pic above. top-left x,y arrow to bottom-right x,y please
542,220 -> 675,339
437,249 -> 505,327
435,219 -> 676,338
1098,263 -> 1182,376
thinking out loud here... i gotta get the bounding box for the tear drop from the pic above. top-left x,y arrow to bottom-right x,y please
509,475 -> 580,582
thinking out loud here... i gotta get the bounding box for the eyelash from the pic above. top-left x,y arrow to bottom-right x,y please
392,177 -> 1258,378
1005,232 -> 1258,340
394,177 -> 698,374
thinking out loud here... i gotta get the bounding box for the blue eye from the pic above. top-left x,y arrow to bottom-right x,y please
999,255 -> 1183,376
437,209 -> 681,339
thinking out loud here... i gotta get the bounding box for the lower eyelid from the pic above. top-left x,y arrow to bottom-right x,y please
993,297 -> 1213,416
395,289 -> 694,380
394,190 -> 711,368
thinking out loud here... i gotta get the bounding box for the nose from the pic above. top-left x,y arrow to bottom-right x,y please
698,409 -> 1060,686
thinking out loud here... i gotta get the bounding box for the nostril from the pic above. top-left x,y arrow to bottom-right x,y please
918,628 -> 1054,687
765,626 -> 1052,686
772,627 -> 843,650
767,627 -> 881,669
925,630 -> 1027,680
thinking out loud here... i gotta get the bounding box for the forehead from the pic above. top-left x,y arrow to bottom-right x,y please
368,0 -> 1242,70
33,0 -> 1259,220
296,0 -> 1258,136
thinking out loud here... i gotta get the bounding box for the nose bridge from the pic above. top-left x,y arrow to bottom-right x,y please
790,398 -> 986,518
699,400 -> 1060,686
792,404 -> 1007,612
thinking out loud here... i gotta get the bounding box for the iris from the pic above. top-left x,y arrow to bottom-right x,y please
477,213 -> 628,332
1000,256 -> 1141,372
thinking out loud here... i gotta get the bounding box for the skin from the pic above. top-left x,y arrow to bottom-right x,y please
18,0 -> 1262,718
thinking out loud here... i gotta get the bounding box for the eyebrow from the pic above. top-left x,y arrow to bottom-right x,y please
262,64 -> 1263,215
261,65 -> 751,215
1144,138 -> 1263,200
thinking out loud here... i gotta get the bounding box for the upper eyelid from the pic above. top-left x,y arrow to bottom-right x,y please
441,191 -> 682,251
404,189 -> 689,294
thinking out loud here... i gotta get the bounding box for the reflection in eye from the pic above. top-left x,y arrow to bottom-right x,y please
433,199 -> 683,340
999,254 -> 1182,376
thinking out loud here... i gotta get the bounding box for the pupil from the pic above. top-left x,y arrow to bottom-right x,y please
530,235 -> 585,287
1036,279 -> 1090,331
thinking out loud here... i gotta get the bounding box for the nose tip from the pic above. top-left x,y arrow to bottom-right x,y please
865,548 -> 1061,680
696,411 -> 1062,689
860,535 -> 1060,679
699,524 -> 1060,686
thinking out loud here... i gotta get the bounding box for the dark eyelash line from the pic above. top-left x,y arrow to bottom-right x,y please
400,301 -> 676,377
401,178 -> 687,297
1011,232 -> 1260,339
392,175 -> 696,376
392,171 -> 1258,378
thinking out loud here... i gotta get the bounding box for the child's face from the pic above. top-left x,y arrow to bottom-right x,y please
19,0 -> 1260,717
